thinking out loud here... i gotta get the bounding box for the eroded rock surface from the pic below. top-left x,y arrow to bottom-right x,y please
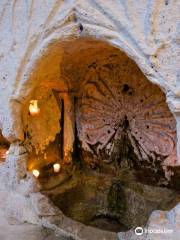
43,167 -> 179,233
0,1 -> 180,240
0,0 -> 180,148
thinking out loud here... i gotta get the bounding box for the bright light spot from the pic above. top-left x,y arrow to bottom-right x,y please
6,150 -> 9,155
29,100 -> 40,116
32,169 -> 40,178
53,163 -> 61,173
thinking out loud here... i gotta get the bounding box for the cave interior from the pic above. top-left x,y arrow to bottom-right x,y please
1,38 -> 180,233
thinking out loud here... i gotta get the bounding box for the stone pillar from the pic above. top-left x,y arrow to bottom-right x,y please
59,92 -> 75,164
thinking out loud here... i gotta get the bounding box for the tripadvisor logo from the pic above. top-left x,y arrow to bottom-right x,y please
134,226 -> 173,235
135,227 -> 144,236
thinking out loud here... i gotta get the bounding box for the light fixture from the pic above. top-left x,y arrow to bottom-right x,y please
29,100 -> 40,116
32,169 -> 40,178
53,163 -> 61,173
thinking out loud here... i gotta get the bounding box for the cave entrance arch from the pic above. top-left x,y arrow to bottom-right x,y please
24,38 -> 179,233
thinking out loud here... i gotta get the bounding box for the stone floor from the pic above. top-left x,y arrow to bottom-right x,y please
0,210 -> 67,240
0,198 -> 180,240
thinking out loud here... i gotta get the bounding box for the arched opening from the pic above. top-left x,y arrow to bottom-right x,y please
23,38 -> 179,233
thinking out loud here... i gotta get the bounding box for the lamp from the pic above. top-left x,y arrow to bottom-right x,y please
32,169 -> 40,178
53,163 -> 61,173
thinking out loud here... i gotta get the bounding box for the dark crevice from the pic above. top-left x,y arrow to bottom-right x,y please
60,99 -> 64,159
122,84 -> 129,92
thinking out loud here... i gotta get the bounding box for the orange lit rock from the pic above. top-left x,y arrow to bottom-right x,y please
59,92 -> 75,164
0,2 -> 180,240
29,100 -> 40,116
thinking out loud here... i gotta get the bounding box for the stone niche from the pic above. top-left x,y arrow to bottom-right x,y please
20,38 -> 180,235
0,1 -> 180,239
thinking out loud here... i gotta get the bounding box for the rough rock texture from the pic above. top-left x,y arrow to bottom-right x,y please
69,46 -> 177,167
0,130 -> 9,161
22,89 -> 61,170
118,203 -> 180,240
0,193 -> 67,240
0,0 -> 180,154
0,0 -> 179,175
23,89 -> 61,154
45,168 -> 179,231
0,220 -> 66,240
5,142 -> 28,186
0,1 -> 180,240
0,163 -> 117,239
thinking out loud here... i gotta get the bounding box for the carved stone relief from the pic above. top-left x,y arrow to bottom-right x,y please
60,44 -> 178,173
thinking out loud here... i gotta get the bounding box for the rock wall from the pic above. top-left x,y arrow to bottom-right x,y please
0,1 -> 180,240
0,0 -> 180,160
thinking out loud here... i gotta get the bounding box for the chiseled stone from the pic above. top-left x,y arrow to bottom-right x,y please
118,204 -> 180,240
0,1 -> 180,240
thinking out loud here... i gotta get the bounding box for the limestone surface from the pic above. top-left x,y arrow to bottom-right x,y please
0,1 -> 180,240
0,0 -> 180,149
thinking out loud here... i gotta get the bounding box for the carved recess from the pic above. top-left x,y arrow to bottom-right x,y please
74,53 -> 178,169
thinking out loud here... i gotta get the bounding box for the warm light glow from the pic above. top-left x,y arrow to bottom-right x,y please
32,169 -> 40,178
29,100 -> 40,116
6,150 -> 9,155
53,163 -> 61,173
